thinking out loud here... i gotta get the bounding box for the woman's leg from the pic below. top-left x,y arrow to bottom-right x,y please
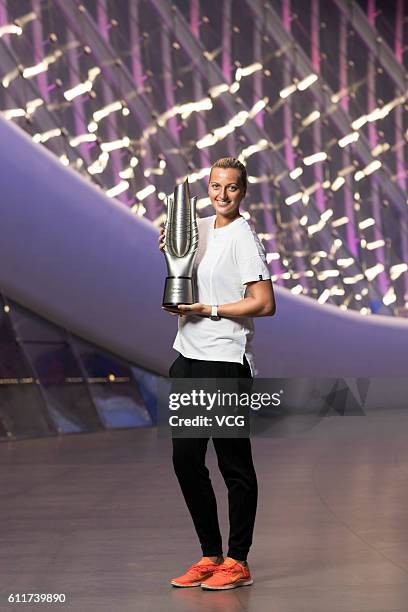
169,354 -> 223,557
205,356 -> 257,562
212,437 -> 258,561
172,437 -> 223,556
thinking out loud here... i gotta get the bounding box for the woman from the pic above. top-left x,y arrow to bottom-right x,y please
159,157 -> 276,590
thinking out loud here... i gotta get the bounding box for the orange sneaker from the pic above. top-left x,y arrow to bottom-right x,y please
170,557 -> 223,588
200,557 -> 253,590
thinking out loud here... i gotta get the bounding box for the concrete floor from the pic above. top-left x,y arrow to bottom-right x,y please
1,409 -> 408,611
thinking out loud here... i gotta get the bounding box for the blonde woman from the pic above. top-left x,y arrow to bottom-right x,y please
159,157 -> 276,590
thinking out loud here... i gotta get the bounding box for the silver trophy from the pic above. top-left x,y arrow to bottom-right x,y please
162,179 -> 199,307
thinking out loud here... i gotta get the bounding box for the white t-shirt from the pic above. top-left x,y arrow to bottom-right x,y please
173,214 -> 271,376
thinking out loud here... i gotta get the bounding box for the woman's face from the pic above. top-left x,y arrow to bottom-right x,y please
208,167 -> 246,219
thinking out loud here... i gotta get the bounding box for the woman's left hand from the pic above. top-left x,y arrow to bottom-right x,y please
177,303 -> 210,316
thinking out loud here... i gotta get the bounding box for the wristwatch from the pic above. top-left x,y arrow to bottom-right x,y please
210,305 -> 219,321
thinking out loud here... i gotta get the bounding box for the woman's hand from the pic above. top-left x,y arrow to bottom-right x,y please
177,303 -> 211,317
159,230 -> 181,316
161,303 -> 210,317
162,305 -> 181,316
158,227 -> 165,251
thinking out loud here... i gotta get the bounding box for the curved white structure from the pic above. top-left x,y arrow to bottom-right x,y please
1,116 -> 407,377
253,290 -> 407,377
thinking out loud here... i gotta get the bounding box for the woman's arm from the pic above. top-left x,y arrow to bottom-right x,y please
177,279 -> 276,318
220,279 -> 276,317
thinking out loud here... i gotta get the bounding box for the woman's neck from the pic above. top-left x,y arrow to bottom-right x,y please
214,212 -> 241,229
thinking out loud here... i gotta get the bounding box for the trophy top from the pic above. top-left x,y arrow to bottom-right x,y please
174,178 -> 190,204
165,178 -> 198,258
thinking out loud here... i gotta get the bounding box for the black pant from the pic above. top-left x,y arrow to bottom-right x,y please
169,354 -> 258,561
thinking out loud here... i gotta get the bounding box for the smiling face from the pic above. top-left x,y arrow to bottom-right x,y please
208,166 -> 246,224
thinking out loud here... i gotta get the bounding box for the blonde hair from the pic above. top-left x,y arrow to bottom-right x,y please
209,157 -> 247,193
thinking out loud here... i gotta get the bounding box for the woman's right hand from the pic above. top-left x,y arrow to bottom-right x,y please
159,227 -> 183,317
158,227 -> 165,251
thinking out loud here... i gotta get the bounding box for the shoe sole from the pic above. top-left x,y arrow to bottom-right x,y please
171,580 -> 202,588
201,579 -> 253,590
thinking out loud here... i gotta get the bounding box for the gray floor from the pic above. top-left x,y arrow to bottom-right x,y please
1,409 -> 408,611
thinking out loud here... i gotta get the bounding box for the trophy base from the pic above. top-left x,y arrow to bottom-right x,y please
162,276 -> 194,306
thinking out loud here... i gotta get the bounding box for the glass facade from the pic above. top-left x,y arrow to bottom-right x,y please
0,295 -> 158,440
